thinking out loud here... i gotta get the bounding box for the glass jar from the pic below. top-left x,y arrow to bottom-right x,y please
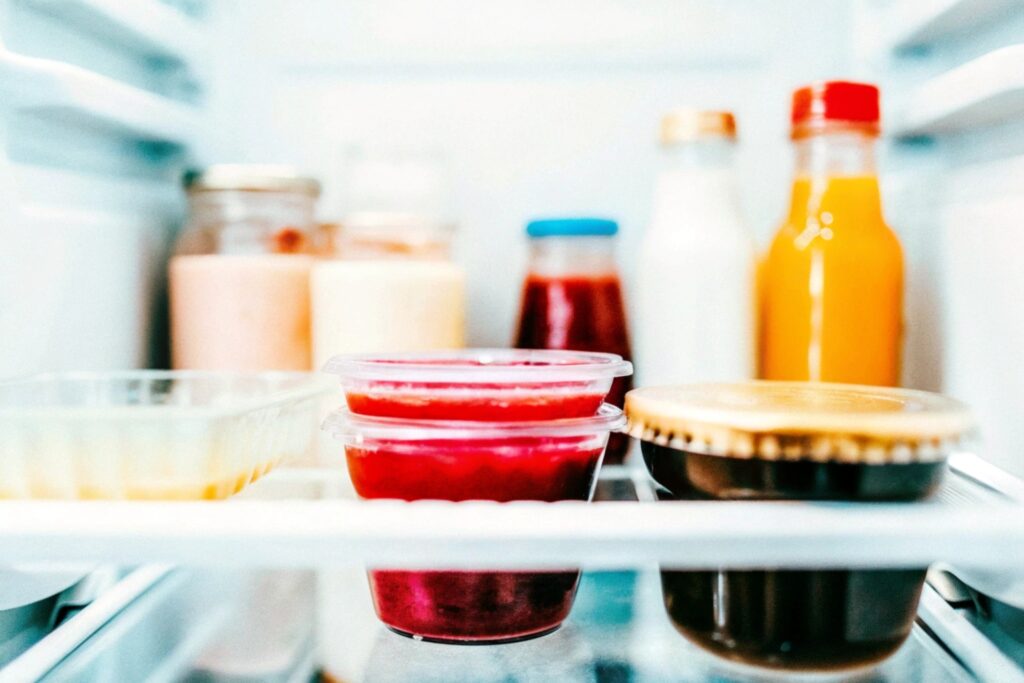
514,218 -> 633,464
310,211 -> 466,368
170,165 -> 321,371
626,381 -> 973,671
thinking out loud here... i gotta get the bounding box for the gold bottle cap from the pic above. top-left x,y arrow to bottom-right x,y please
625,381 -> 974,464
660,110 -> 737,145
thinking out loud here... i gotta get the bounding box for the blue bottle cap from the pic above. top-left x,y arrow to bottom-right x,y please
526,217 -> 618,238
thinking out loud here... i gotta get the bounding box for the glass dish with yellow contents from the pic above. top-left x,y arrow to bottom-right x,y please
625,381 -> 973,672
0,371 -> 332,499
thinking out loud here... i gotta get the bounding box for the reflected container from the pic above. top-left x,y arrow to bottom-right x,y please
626,381 -> 973,671
322,404 -> 625,643
323,349 -> 631,421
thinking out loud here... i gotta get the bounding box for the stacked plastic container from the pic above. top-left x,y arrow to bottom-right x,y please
322,348 -> 632,642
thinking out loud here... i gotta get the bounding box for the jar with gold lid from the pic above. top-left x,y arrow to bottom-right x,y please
170,164 -> 321,371
626,381 -> 973,671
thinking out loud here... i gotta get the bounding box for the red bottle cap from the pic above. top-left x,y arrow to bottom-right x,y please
791,80 -> 880,137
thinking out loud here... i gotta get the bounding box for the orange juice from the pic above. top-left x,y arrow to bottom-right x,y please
761,82 -> 903,386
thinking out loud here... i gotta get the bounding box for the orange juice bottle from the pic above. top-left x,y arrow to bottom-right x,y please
761,81 -> 903,386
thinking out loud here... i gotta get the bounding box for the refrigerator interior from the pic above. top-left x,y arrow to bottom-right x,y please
1,0 -> 1024,680
2,0 -> 1023,472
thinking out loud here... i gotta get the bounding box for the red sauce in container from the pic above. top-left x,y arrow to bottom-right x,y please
323,349 -> 631,422
345,386 -> 605,421
351,436 -> 603,642
328,405 -> 624,643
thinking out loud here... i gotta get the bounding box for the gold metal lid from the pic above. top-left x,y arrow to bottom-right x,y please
660,110 -> 737,145
184,164 -> 321,197
625,381 -> 974,463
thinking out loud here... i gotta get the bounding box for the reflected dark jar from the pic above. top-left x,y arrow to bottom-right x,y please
651,458 -> 933,671
660,563 -> 926,671
626,381 -> 973,672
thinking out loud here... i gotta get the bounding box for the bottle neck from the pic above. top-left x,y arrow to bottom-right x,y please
527,236 -> 619,278
788,130 -> 883,223
652,137 -> 742,228
792,130 -> 877,178
661,136 -> 736,170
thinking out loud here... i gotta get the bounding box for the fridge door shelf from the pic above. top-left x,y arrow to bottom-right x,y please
892,44 -> 1024,138
871,0 -> 1023,53
19,0 -> 208,73
0,45 -> 201,145
0,453 -> 1018,571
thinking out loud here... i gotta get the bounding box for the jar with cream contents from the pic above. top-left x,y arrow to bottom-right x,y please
625,381 -> 973,672
310,212 -> 466,368
170,165 -> 320,371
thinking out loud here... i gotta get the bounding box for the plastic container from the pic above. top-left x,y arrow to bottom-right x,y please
322,349 -> 632,422
322,404 -> 626,643
625,381 -> 973,672
0,371 -> 333,500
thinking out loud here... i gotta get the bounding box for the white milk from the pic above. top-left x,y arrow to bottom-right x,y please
311,259 -> 465,367
634,112 -> 756,387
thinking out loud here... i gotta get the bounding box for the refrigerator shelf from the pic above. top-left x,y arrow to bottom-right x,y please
0,46 -> 201,144
0,567 -> 986,683
18,0 -> 207,72
0,454 -> 1017,571
892,45 -> 1024,137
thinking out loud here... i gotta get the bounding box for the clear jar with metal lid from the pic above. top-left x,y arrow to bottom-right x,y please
170,165 -> 321,371
310,210 -> 466,368
176,164 -> 321,255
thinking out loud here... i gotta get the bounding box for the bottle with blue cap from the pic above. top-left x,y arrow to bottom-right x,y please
514,217 -> 633,464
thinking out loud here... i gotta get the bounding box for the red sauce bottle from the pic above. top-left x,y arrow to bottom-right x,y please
514,218 -> 633,463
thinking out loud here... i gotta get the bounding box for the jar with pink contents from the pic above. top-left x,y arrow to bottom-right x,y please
170,165 -> 320,371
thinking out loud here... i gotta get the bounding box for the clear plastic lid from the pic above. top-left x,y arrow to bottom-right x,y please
322,349 -> 633,384
323,403 -> 625,443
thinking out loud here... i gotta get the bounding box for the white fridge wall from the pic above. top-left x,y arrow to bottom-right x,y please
859,0 -> 1024,475
202,0 -> 856,348
4,1 -> 1022,475
0,0 -> 202,377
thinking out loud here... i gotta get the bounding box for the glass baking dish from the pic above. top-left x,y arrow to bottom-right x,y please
0,371 -> 333,500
